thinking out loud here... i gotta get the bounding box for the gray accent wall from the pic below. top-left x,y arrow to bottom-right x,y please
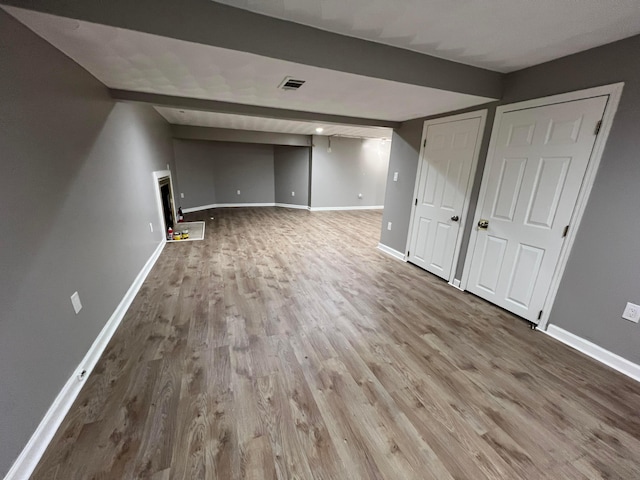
311,136 -> 390,209
380,34 -> 640,364
379,122 -> 423,251
274,146 -> 311,206
0,10 -> 175,476
172,140 -> 275,208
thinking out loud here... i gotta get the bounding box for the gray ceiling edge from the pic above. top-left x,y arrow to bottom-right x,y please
0,0 -> 504,99
172,125 -> 311,147
109,89 -> 402,129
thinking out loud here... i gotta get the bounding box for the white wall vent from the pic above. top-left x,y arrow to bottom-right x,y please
279,76 -> 306,90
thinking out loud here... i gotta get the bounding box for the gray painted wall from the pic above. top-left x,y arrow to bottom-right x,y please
311,136 -> 390,208
173,140 -> 275,208
274,146 -> 310,206
0,10 -> 175,476
380,34 -> 640,364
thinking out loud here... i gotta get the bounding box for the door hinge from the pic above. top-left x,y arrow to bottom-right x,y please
423,139 -> 427,148
594,120 -> 602,135
538,310 -> 543,320
562,225 -> 569,238
415,198 -> 418,206
407,251 -> 410,257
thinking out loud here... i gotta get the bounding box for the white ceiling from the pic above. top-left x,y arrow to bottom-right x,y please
215,0 -> 640,72
4,7 -> 493,123
156,108 -> 393,138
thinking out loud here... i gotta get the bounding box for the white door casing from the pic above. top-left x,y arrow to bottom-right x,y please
407,111 -> 486,282
464,95 -> 611,323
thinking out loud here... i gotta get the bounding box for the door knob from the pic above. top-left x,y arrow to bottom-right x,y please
478,219 -> 489,229
451,215 -> 459,222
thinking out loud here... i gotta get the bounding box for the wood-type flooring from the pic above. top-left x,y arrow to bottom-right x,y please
33,208 -> 640,479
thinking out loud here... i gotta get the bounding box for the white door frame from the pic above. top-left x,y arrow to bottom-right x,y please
460,83 -> 624,330
405,109 -> 488,284
152,169 -> 178,237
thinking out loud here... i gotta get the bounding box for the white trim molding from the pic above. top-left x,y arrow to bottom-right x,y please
183,202 -> 276,213
377,243 -> 407,261
309,205 -> 384,212
460,83 -> 624,330
5,240 -> 166,480
544,325 -> 640,383
274,203 -> 311,210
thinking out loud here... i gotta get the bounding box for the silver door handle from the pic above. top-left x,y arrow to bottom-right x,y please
478,219 -> 489,229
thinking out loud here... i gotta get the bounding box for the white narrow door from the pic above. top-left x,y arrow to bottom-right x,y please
466,96 -> 608,322
408,116 -> 482,280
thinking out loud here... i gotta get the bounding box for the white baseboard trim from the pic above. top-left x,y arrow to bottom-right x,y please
5,240 -> 166,480
309,205 -> 384,212
448,279 -> 464,291
274,203 -> 310,210
377,243 -> 406,262
183,202 -> 277,213
544,324 -> 640,383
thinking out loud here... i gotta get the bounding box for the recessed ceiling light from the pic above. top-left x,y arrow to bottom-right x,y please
315,127 -> 324,133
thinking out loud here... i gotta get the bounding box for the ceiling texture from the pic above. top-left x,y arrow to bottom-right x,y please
215,0 -> 640,73
4,0 -> 640,136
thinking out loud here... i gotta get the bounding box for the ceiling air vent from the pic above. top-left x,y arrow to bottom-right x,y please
279,76 -> 306,91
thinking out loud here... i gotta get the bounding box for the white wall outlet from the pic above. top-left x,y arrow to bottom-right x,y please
149,222 -> 153,233
393,172 -> 399,182
180,192 -> 184,199
291,191 -> 295,197
622,302 -> 640,323
237,189 -> 241,195
70,291 -> 82,314
387,222 -> 392,231
358,193 -> 363,199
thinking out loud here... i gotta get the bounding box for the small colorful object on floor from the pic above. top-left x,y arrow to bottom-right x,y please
173,231 -> 182,240
178,207 -> 184,222
182,230 -> 189,239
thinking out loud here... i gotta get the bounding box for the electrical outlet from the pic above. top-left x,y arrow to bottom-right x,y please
387,222 -> 392,231
180,192 -> 184,199
291,191 -> 295,197
622,302 -> 640,323
70,291 -> 82,314
393,172 -> 399,182
237,189 -> 241,195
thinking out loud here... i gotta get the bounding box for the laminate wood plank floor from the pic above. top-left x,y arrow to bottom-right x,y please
33,208 -> 640,479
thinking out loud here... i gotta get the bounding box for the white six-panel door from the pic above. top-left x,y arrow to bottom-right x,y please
408,115 -> 483,281
466,96 -> 608,322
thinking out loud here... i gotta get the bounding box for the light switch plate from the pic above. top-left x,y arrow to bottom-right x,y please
387,222 -> 392,231
622,302 -> 640,323
70,291 -> 82,314
180,192 -> 184,198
